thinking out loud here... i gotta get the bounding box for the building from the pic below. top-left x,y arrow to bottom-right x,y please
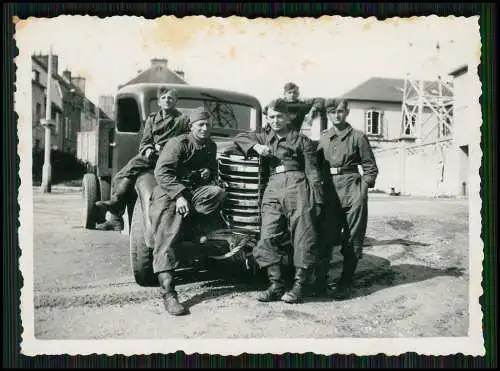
448,64 -> 474,197
99,95 -> 115,121
32,54 -> 110,154
118,58 -> 187,89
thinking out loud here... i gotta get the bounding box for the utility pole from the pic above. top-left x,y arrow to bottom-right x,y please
40,47 -> 55,193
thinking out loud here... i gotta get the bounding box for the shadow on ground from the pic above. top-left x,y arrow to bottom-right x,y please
310,252 -> 465,303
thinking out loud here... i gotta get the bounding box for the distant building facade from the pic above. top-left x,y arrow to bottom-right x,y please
32,53 -> 110,154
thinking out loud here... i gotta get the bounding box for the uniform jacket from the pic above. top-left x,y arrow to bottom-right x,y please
317,122 -> 378,207
154,133 -> 218,200
233,127 -> 324,205
264,98 -> 325,131
138,108 -> 190,156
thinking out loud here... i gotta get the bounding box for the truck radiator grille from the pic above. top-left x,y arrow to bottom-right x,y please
217,154 -> 268,233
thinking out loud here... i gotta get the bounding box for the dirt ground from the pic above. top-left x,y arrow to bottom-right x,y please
31,188 -> 469,339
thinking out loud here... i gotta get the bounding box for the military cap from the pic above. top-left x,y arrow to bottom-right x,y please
157,86 -> 179,99
283,82 -> 299,92
266,98 -> 290,114
189,106 -> 211,124
325,98 -> 349,112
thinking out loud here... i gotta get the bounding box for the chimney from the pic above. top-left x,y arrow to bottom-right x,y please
151,58 -> 168,69
62,69 -> 71,83
174,70 -> 185,80
38,54 -> 58,75
51,55 -> 59,75
71,76 -> 86,94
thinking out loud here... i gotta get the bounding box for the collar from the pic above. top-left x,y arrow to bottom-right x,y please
268,128 -> 299,144
188,133 -> 210,149
158,108 -> 179,121
327,122 -> 353,141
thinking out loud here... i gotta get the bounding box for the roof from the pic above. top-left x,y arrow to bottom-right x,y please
341,77 -> 406,103
116,83 -> 261,108
32,55 -> 111,120
120,65 -> 187,89
449,64 -> 468,77
341,77 -> 453,103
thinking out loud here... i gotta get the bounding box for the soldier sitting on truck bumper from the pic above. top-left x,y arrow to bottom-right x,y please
233,99 -> 324,304
94,87 -> 190,231
149,107 -> 227,316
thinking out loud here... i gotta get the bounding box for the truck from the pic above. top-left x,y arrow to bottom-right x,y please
79,82 -> 286,286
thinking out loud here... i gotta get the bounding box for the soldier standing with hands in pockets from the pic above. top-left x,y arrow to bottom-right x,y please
315,98 -> 378,300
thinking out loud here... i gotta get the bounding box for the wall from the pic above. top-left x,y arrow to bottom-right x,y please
452,70 -> 474,148
372,139 -> 460,197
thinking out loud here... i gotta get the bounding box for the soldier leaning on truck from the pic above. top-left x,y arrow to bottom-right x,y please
315,98 -> 379,300
95,87 -> 190,231
233,98 -> 324,304
149,106 -> 227,316
263,82 -> 325,131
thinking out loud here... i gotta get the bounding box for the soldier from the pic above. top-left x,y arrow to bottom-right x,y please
95,87 -> 190,231
263,82 -> 325,131
233,98 -> 324,304
315,98 -> 378,300
150,106 -> 227,316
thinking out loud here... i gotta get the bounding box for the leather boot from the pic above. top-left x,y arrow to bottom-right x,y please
331,255 -> 358,301
257,264 -> 286,302
311,261 -> 331,296
281,268 -> 309,304
95,213 -> 124,231
158,271 -> 187,316
95,178 -> 133,214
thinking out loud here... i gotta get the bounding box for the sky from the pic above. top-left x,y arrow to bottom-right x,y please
15,15 -> 480,106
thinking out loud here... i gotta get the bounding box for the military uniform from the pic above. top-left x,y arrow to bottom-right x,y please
264,98 -> 325,131
233,117 -> 323,303
96,108 -> 190,229
149,133 -> 226,274
316,121 -> 378,297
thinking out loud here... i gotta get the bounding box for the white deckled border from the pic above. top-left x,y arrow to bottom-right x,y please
15,14 -> 485,356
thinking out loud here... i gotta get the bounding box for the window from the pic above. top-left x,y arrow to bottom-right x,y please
32,70 -> 40,82
64,117 -> 71,139
35,103 -> 42,124
148,97 -> 257,132
116,97 -> 141,133
365,109 -> 383,136
404,114 -> 417,136
439,105 -> 453,138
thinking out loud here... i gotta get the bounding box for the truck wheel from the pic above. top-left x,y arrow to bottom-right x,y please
82,173 -> 100,229
95,178 -> 111,224
129,199 -> 158,287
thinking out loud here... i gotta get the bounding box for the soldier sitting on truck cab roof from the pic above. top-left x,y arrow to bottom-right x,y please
94,87 -> 190,231
263,82 -> 325,131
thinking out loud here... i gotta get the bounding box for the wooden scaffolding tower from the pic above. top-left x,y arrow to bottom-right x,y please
397,40 -> 456,196
400,41 -> 455,142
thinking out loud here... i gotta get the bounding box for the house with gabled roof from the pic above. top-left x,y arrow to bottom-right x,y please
118,58 -> 187,89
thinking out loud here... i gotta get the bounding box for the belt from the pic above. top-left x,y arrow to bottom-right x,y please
330,166 -> 359,175
271,164 -> 303,175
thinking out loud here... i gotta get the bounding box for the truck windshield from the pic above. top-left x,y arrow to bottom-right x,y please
149,97 -> 257,132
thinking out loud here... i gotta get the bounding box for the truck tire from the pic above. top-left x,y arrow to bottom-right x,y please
82,173 -> 100,229
95,178 -> 111,224
129,199 -> 158,287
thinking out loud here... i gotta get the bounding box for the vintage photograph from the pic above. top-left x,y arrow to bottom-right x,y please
15,14 -> 484,356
